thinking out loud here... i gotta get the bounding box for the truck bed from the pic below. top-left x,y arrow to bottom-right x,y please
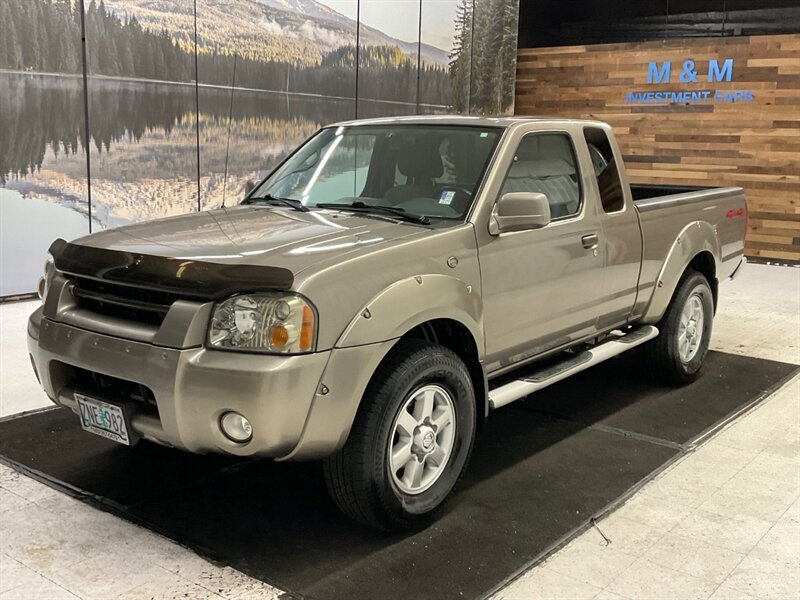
630,183 -> 714,202
632,184 -> 747,316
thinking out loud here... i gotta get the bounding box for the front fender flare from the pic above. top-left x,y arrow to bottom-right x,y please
281,275 -> 484,461
335,274 -> 485,354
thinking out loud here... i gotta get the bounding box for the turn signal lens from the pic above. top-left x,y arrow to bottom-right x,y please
37,277 -> 47,300
38,255 -> 54,302
300,306 -> 314,351
269,324 -> 289,348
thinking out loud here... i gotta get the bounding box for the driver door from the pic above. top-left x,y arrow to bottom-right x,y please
478,131 -> 606,374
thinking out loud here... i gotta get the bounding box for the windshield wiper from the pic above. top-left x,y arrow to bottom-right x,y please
316,201 -> 430,225
245,194 -> 310,212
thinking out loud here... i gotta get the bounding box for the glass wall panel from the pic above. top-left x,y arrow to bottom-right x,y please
421,0 -> 520,116
356,0 -> 421,118
469,0 -> 520,114
419,0 -> 466,113
85,0 -> 200,228
0,0 -> 90,296
197,0 -> 357,209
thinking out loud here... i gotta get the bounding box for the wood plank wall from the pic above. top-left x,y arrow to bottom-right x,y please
515,34 -> 800,262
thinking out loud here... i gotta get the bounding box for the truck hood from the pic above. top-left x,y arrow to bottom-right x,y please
76,205 -> 426,267
55,206 -> 429,297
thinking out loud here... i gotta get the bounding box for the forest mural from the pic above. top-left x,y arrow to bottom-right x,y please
0,0 -> 520,296
449,0 -> 519,113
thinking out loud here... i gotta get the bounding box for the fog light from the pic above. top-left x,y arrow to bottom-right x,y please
220,412 -> 252,443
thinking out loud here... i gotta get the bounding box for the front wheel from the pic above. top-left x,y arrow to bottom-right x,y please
323,339 -> 476,530
643,270 -> 714,384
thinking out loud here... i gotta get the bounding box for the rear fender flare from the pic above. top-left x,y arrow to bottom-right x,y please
642,221 -> 721,322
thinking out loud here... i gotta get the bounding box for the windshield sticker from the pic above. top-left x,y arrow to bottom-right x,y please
439,191 -> 456,205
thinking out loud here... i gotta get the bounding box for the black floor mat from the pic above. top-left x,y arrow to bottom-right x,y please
0,351 -> 796,600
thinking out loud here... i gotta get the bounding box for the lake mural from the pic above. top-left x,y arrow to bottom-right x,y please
0,0 -> 520,296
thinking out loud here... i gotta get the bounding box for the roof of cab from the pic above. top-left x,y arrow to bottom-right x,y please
329,114 -> 608,129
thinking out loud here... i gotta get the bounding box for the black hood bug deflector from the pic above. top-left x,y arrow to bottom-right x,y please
49,238 -> 294,300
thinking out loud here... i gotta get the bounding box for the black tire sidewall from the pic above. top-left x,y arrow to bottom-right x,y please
667,273 -> 714,378
370,347 -> 475,526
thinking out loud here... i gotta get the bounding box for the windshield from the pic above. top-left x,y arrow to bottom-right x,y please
249,125 -> 502,220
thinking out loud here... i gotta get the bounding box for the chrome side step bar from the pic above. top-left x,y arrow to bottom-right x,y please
488,325 -> 659,410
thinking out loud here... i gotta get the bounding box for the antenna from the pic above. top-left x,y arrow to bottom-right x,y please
221,53 -> 238,209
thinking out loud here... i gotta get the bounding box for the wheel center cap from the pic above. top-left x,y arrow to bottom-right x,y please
413,426 -> 436,454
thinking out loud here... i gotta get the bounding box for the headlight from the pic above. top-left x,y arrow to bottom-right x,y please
208,293 -> 317,354
37,255 -> 54,302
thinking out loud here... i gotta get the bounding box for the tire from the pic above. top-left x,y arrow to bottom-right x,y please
643,270 -> 714,385
323,339 -> 476,530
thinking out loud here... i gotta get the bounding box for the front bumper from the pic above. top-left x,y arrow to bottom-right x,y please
28,307 -> 342,458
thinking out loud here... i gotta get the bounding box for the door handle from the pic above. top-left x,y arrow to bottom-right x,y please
581,233 -> 599,249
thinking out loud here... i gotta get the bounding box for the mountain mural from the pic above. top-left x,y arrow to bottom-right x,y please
102,0 -> 451,67
0,0 -> 520,297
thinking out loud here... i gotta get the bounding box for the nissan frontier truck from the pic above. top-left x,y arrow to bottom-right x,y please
28,116 -> 747,529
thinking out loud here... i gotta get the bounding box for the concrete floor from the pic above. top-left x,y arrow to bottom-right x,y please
495,375 -> 800,600
1,263 -> 798,599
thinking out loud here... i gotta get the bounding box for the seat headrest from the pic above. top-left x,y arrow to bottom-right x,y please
509,134 -> 577,179
397,138 -> 443,180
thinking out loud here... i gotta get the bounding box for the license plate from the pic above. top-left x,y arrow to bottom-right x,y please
76,394 -> 132,445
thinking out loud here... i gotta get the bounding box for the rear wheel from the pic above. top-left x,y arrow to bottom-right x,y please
644,270 -> 714,384
323,339 -> 476,530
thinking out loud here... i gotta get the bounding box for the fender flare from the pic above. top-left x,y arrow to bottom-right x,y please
280,275 -> 484,461
334,274 -> 485,354
642,220 -> 721,323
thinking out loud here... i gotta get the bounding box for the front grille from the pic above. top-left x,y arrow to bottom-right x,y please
52,362 -> 159,418
70,277 -> 180,326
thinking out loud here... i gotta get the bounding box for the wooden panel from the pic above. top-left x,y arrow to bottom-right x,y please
515,34 -> 800,261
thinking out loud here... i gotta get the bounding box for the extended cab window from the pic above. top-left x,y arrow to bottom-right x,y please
584,127 -> 625,213
500,132 -> 582,219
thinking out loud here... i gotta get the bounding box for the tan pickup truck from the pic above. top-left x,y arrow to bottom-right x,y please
28,116 -> 747,529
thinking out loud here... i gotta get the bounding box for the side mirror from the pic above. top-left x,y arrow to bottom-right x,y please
489,192 -> 551,235
244,180 -> 257,195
